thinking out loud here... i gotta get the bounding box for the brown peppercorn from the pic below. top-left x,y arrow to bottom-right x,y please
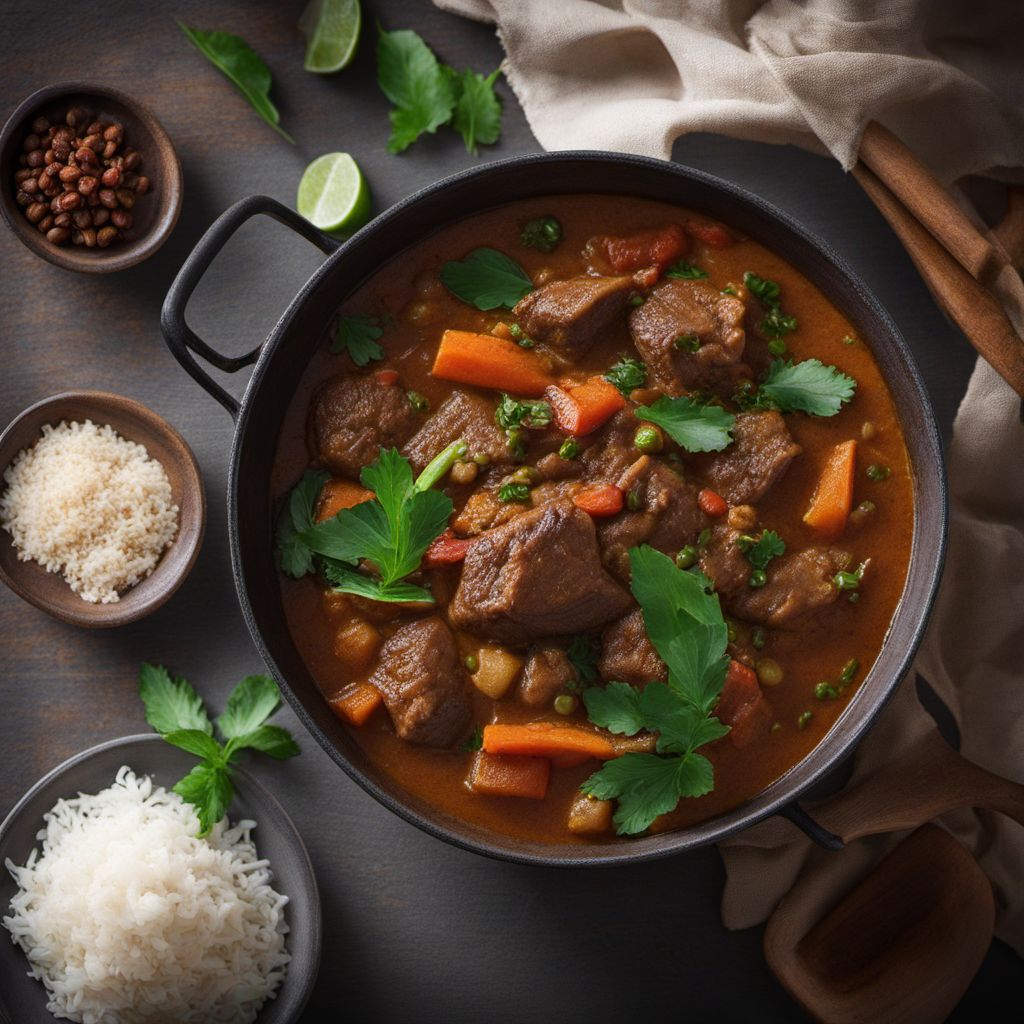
26,150 -> 44,168
102,123 -> 123,143
37,214 -> 54,232
46,226 -> 70,246
25,202 -> 47,224
80,228 -> 97,248
81,133 -> 104,153
102,140 -> 117,159
96,225 -> 118,248
56,191 -> 82,212
110,209 -> 133,230
53,211 -> 72,229
77,175 -> 98,196
134,176 -> 150,195
58,165 -> 82,183
52,141 -> 71,162
23,133 -> 40,152
72,209 -> 92,229
15,190 -> 32,207
51,125 -> 73,143
14,168 -> 32,184
31,116 -> 50,135
43,148 -> 56,165
91,207 -> 110,227
114,188 -> 135,209
86,120 -> 103,136
86,192 -> 100,207
71,230 -> 84,246
100,166 -> 121,188
21,177 -> 38,194
123,150 -> 141,171
65,106 -> 90,128
74,147 -> 98,169
98,189 -> 118,209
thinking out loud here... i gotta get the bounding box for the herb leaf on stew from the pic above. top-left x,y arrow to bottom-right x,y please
139,664 -> 300,836
276,469 -> 330,579
581,547 -> 731,835
177,23 -> 294,143
740,530 -> 786,572
567,635 -> 600,685
440,248 -> 534,310
604,357 -> 647,397
635,396 -> 735,452
495,394 -> 552,430
743,271 -> 798,340
665,260 -> 708,280
520,216 -> 562,253
450,68 -> 503,155
757,358 -> 857,417
331,315 -> 384,366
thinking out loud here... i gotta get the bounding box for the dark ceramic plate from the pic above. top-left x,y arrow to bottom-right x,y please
0,734 -> 320,1024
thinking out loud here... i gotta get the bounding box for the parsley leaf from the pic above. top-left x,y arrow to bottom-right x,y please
743,271 -> 798,340
604,357 -> 647,396
665,260 -> 708,280
139,663 -> 213,736
758,358 -> 857,417
739,530 -> 785,572
567,635 -> 600,685
376,28 -> 456,153
459,725 -> 484,753
440,248 -> 534,310
580,547 -> 731,835
495,394 -> 551,430
521,216 -> 562,253
140,666 -> 299,838
299,448 -> 452,603
450,68 -> 502,154
276,470 -> 329,579
331,315 -> 384,366
178,23 -> 294,143
635,396 -> 735,453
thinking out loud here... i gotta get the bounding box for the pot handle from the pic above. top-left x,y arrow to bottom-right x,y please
780,802 -> 844,851
160,195 -> 341,419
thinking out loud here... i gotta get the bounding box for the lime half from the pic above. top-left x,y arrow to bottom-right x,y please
297,153 -> 371,237
300,0 -> 361,74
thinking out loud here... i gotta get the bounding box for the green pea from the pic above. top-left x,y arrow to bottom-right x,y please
767,339 -> 788,357
749,568 -> 767,588
797,710 -> 813,730
559,437 -> 580,460
840,658 -> 859,683
726,621 -> 737,644
814,681 -> 839,700
512,466 -> 540,485
675,545 -> 698,570
472,452 -> 492,466
866,463 -> 891,482
554,694 -> 578,715
756,658 -> 784,687
633,425 -> 664,453
629,295 -> 645,308
464,654 -> 479,673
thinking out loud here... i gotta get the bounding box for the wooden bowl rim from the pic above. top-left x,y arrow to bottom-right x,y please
0,390 -> 205,627
0,81 -> 182,274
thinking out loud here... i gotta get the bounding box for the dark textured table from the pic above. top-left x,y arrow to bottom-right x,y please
0,2 -> 1019,1021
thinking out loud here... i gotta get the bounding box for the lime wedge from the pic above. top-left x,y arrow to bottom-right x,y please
300,0 -> 361,74
297,153 -> 372,237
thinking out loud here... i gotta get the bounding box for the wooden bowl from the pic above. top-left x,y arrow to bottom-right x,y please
0,391 -> 205,627
0,82 -> 182,273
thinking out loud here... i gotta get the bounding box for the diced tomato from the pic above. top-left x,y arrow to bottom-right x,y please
423,529 -> 473,568
685,219 -> 736,249
374,369 -> 400,385
546,376 -> 626,436
717,660 -> 771,749
592,224 -> 689,274
698,488 -> 729,518
573,484 -> 625,518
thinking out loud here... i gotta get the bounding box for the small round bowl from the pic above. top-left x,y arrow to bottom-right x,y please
0,734 -> 321,1024
0,390 -> 205,627
0,82 -> 182,273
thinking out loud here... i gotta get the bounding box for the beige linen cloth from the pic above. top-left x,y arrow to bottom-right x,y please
438,0 -> 1024,953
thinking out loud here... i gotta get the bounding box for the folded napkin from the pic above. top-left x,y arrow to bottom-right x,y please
438,0 -> 1024,952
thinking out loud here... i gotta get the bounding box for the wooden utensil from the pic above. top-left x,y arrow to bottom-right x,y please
765,824 -> 995,1024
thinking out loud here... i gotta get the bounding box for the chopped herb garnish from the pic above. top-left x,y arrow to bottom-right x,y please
440,247 -> 533,310
567,635 -> 600,685
756,358 -> 857,417
736,530 -> 785,588
629,295 -> 645,308
407,389 -> 430,412
559,437 -> 581,460
760,306 -> 798,339
331,314 -> 385,366
581,547 -> 731,835
604,356 -> 647,396
842,334 -> 858,346
797,710 -> 814,729
276,469 -> 330,579
743,271 -> 798,340
767,338 -> 788,358
866,463 -> 891,482
674,333 -> 701,352
721,285 -> 738,296
751,627 -> 766,650
140,664 -> 299,836
520,216 -> 562,253
495,393 -> 552,430
508,323 -> 535,348
665,260 -> 707,280
840,658 -> 860,683
459,725 -> 484,752
814,681 -> 839,700
498,482 -> 530,503
636,395 -> 735,453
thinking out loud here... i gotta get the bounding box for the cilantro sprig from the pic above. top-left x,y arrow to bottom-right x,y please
635,396 -> 735,453
495,394 -> 552,430
331,315 -> 385,366
737,530 -> 785,588
567,635 -> 600,685
665,260 -> 708,280
440,248 -> 534,310
604,356 -> 647,397
754,358 -> 857,417
581,547 -> 731,835
139,664 -> 299,837
743,271 -> 797,340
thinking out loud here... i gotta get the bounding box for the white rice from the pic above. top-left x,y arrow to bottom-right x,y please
2,767 -> 290,1024
0,420 -> 179,603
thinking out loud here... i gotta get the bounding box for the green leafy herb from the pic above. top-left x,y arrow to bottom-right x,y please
139,664 -> 299,836
567,635 -> 600,685
450,68 -> 502,154
757,358 -> 857,417
665,260 -> 708,280
459,725 -> 484,753
498,482 -> 530,503
406,390 -> 430,413
604,356 -> 647,396
736,530 -> 785,588
495,393 -> 551,430
441,248 -> 533,310
581,547 -> 731,835
331,314 -> 385,365
177,23 -> 293,143
743,271 -> 797,340
276,470 -> 330,578
521,216 -> 562,253
635,396 -> 735,453
297,448 -> 452,603
674,333 -> 701,352
559,437 -> 580,460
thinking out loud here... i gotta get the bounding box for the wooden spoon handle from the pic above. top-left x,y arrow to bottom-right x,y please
993,186 -> 1024,266
859,122 -> 1008,286
853,163 -> 1024,398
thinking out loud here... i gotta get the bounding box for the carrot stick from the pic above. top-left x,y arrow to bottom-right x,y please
316,478 -> 374,523
803,439 -> 858,537
468,751 -> 551,799
482,722 -> 617,763
572,484 -> 624,518
432,329 -> 554,397
329,682 -> 383,727
547,376 -> 626,436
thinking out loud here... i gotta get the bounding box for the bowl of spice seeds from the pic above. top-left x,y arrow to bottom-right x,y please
0,83 -> 182,272
0,391 -> 204,627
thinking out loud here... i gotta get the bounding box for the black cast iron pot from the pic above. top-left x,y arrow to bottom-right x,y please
161,152 -> 946,866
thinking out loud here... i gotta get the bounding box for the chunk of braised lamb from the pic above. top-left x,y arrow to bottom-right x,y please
717,661 -> 772,749
599,608 -> 666,685
309,374 -> 420,478
698,526 -> 752,598
598,455 -> 703,580
628,278 -> 747,393
519,646 -> 576,706
368,617 -> 471,747
402,390 -> 512,474
512,274 -> 634,354
694,410 -> 801,505
535,451 -> 584,481
450,499 -> 632,644
580,408 -> 644,482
